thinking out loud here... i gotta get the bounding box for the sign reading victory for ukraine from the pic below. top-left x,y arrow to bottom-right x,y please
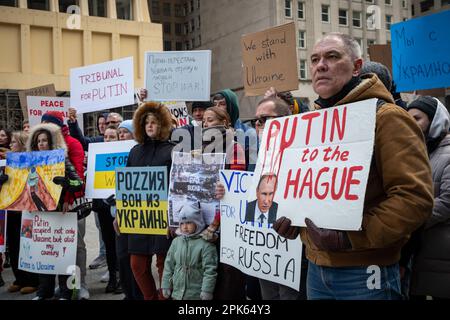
115,167 -> 168,235
0,150 -> 65,211
219,170 -> 302,291
19,211 -> 77,275
70,57 -> 135,113
391,10 -> 450,91
85,140 -> 137,199
250,99 -> 377,231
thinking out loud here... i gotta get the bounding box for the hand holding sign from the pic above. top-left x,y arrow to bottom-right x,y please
305,218 -> 352,251
68,107 -> 77,123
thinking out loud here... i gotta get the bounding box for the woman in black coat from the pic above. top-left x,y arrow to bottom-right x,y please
127,102 -> 174,300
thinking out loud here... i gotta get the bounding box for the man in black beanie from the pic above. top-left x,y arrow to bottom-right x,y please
190,101 -> 212,126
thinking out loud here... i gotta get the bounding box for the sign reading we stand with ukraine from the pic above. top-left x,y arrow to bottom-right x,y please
85,140 -> 137,199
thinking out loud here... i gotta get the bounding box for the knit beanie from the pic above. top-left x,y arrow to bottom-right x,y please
118,120 -> 134,134
192,101 -> 213,110
407,96 -> 438,123
41,111 -> 64,127
360,61 -> 393,91
178,201 -> 205,237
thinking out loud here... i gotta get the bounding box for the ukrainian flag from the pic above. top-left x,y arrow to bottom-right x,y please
94,152 -> 129,189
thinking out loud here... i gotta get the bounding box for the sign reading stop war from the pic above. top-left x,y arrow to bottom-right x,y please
251,99 -> 377,231
241,22 -> 298,96
144,50 -> 211,101
26,96 -> 84,130
391,10 -> 450,91
115,167 -> 168,235
70,57 -> 135,113
219,170 -> 302,291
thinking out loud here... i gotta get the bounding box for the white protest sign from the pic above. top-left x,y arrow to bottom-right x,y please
251,99 -> 377,231
85,140 -> 137,199
26,96 -> 84,131
144,50 -> 211,101
164,101 -> 190,127
19,211 -> 77,275
220,170 -> 302,291
70,57 -> 134,113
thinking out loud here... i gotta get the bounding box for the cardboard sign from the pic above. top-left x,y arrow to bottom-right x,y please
391,10 -> 450,91
144,50 -> 211,101
0,211 -> 6,253
0,150 -> 65,211
19,211 -> 77,275
219,170 -> 302,291
241,22 -> 299,96
168,152 -> 225,227
85,140 -> 137,199
115,167 -> 168,235
26,96 -> 84,130
164,101 -> 191,127
250,99 -> 377,231
70,57 -> 135,113
18,84 -> 57,120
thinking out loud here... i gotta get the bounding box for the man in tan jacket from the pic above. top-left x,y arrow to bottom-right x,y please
274,33 -> 433,300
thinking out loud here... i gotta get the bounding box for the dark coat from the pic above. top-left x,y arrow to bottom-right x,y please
245,200 -> 278,224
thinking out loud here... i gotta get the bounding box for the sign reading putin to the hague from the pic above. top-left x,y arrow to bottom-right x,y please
85,140 -> 137,199
219,170 -> 302,291
241,22 -> 299,96
115,167 -> 168,235
70,57 -> 135,113
250,99 -> 377,231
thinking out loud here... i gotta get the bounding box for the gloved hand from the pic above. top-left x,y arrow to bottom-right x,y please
201,225 -> 218,243
273,216 -> 300,240
200,291 -> 213,300
104,194 -> 116,206
0,174 -> 8,186
53,176 -> 68,188
161,288 -> 172,299
305,218 -> 352,251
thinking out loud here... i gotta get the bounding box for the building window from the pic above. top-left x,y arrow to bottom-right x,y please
164,41 -> 172,51
175,42 -> 182,51
184,22 -> 189,35
183,2 -> 188,16
89,0 -> 106,17
175,23 -> 182,35
420,0 -> 433,12
163,2 -> 171,16
285,0 -> 292,17
299,60 -> 307,80
197,16 -> 201,29
339,9 -> 348,25
353,11 -> 361,28
442,0 -> 450,6
367,39 -> 376,51
190,0 -> 194,12
385,15 -> 392,30
191,38 -> 195,48
59,0 -> 78,12
355,38 -> 363,54
385,0 -> 392,5
174,4 -> 184,17
116,0 -> 133,20
185,41 -> 190,50
191,19 -> 195,32
163,22 -> 171,34
297,1 -> 304,19
197,0 -> 200,9
321,5 -> 329,22
0,0 -> 18,7
198,35 -> 201,46
27,0 -> 50,11
365,0 -> 374,3
402,0 -> 408,8
298,30 -> 306,48
411,4 -> 415,15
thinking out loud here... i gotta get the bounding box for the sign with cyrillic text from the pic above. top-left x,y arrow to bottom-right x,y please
250,99 -> 377,230
144,51 -> 211,101
391,10 -> 450,91
70,57 -> 135,113
115,167 -> 168,235
220,170 -> 302,291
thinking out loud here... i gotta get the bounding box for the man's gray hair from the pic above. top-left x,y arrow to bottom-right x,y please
107,112 -> 124,122
257,97 -> 292,117
318,32 -> 362,60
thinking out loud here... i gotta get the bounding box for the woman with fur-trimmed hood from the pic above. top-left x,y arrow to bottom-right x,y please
127,102 -> 175,300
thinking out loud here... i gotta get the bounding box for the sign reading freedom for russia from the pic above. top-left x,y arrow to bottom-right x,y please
115,167 -> 168,235
391,9 -> 450,91
144,50 -> 211,101
70,57 -> 135,113
250,99 -> 377,231
85,140 -> 137,199
219,170 -> 302,291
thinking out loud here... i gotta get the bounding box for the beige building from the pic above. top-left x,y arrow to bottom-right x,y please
0,0 -> 162,133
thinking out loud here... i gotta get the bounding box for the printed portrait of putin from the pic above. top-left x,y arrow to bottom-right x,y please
245,173 -> 278,224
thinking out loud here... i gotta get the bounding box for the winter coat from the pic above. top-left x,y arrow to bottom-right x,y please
127,102 -> 175,255
300,74 -> 434,267
161,235 -> 217,300
410,100 -> 450,298
68,120 -> 103,152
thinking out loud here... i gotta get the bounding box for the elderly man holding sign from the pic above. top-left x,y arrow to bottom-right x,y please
274,33 -> 433,300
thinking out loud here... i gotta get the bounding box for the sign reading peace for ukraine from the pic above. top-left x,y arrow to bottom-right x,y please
85,140 -> 137,199
391,10 -> 450,91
